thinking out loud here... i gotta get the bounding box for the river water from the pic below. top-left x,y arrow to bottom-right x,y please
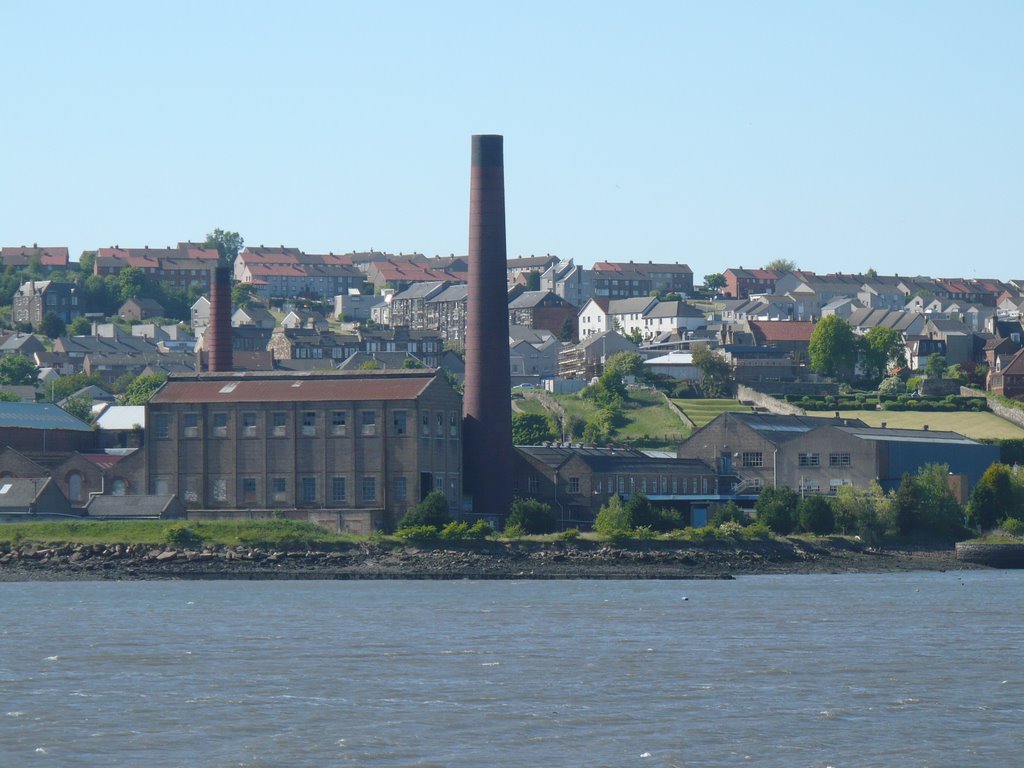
1,572 -> 1022,767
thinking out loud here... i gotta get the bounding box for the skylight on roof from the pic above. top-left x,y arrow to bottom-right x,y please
219,383 -> 238,394
749,423 -> 810,432
0,484 -> 11,494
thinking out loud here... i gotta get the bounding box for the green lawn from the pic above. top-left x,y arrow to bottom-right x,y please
834,410 -> 1024,440
674,398 -> 752,427
516,390 -> 691,449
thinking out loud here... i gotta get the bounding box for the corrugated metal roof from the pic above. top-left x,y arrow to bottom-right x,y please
95,406 -> 146,430
0,402 -> 93,431
150,371 -> 437,404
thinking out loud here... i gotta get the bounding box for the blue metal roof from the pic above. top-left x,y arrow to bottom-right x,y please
0,402 -> 93,431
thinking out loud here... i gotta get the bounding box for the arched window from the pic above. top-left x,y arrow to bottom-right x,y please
111,479 -> 126,496
68,472 -> 83,504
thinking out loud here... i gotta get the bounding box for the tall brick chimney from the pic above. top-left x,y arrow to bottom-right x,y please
463,134 -> 513,517
206,266 -> 233,372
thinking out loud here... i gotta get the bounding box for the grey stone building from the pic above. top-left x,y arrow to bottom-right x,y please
145,369 -> 463,532
13,280 -> 81,327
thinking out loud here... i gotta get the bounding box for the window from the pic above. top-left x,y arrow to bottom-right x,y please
527,475 -> 539,493
302,411 -> 317,437
798,453 -> 820,467
269,411 -> 287,437
242,412 -> 257,437
436,413 -> 444,436
802,480 -> 821,494
331,477 -> 347,503
449,413 -> 458,437
641,478 -> 647,494
301,477 -> 317,503
393,410 -> 407,435
154,413 -> 169,439
596,480 -> 603,494
211,412 -> 227,438
272,477 -> 287,502
242,477 -> 257,501
394,477 -> 407,502
152,477 -> 169,496
568,477 -> 580,494
435,475 -> 445,492
421,411 -> 430,435
331,411 -> 347,436
211,478 -> 227,502
829,453 -> 852,468
741,452 -> 763,468
361,410 -> 377,436
362,476 -> 376,502
829,479 -> 852,494
68,472 -> 83,504
183,412 -> 199,438
618,477 -> 625,494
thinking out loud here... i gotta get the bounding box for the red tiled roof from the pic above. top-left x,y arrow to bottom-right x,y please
748,320 -> 816,342
150,371 -> 438,404
1,246 -> 69,266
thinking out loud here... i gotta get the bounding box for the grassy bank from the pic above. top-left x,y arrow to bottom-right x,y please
834,409 -> 1024,440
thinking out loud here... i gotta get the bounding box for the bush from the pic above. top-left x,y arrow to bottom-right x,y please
466,520 -> 494,539
164,523 -> 201,549
632,525 -> 659,539
754,485 -> 799,535
395,525 -> 440,541
711,501 -> 749,527
502,522 -> 526,539
506,498 -> 557,534
399,491 -> 452,529
594,495 -> 631,537
557,528 -> 580,541
440,521 -> 471,540
797,495 -> 836,535
1000,517 -> 1024,537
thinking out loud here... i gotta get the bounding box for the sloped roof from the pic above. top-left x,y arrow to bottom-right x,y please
85,495 -> 177,517
95,406 -> 145,430
150,370 -> 439,404
748,320 -> 815,342
0,402 -> 93,431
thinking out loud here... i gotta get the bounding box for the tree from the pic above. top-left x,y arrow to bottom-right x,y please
626,493 -> 681,532
115,266 -> 146,303
864,267 -> 878,279
691,343 -> 732,398
832,483 -> 892,543
809,315 -> 857,378
205,229 -> 244,268
358,360 -> 382,370
231,282 -> 258,309
557,316 -> 576,342
797,495 -> 835,535
402,357 -> 425,369
511,413 -> 558,445
77,251 -> 97,276
891,464 -> 966,540
711,501 -> 750,527
703,273 -> 726,292
754,485 -> 799,534
624,327 -> 645,345
40,313 -> 65,340
764,258 -> 797,272
594,494 -> 631,536
118,373 -> 167,405
506,498 -> 557,534
67,316 -> 92,336
966,463 -> 1024,531
398,490 -> 451,529
61,392 -> 94,423
524,271 -> 541,291
0,354 -> 38,386
924,353 -> 947,379
861,326 -> 904,382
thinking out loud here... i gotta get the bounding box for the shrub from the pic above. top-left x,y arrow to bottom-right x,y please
754,485 -> 799,535
502,522 -> 526,539
717,520 -> 745,537
164,523 -> 201,549
440,521 -> 471,540
797,495 -> 836,535
466,520 -> 494,539
399,491 -> 452,529
1000,517 -> 1024,537
557,528 -> 580,541
395,525 -> 440,541
711,501 -> 749,527
506,498 -> 557,534
632,525 -> 659,540
594,495 -> 632,537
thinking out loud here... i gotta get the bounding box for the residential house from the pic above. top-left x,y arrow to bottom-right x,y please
231,306 -> 277,329
506,255 -> 560,287
557,331 -> 638,380
988,348 -> 1024,399
13,281 -> 81,327
118,297 -> 165,321
0,477 -> 72,521
507,290 -> 577,338
1,245 -> 70,274
591,261 -> 693,299
723,268 -> 786,299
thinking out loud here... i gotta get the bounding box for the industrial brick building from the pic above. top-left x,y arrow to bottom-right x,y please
145,369 -> 463,533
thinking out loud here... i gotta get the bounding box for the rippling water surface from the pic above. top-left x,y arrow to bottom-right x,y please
1,572 -> 1022,767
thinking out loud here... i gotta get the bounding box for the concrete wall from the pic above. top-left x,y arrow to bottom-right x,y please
962,386 -> 1024,429
735,385 -> 806,416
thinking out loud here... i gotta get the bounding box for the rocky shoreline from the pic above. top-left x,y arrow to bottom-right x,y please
0,537 -> 986,581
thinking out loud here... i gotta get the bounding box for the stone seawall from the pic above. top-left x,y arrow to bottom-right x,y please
955,541 -> 1024,568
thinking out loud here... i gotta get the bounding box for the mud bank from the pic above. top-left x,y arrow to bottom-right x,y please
0,537 -> 983,581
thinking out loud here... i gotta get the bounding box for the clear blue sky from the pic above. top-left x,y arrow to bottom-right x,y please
2,1 -> 1021,282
